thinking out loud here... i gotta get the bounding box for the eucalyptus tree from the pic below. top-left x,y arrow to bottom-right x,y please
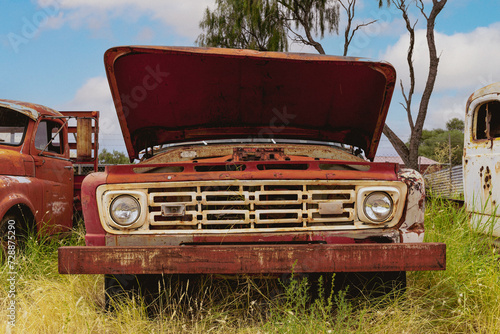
197,0 -> 340,54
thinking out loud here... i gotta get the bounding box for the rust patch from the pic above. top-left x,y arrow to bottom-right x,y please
482,165 -> 492,195
233,147 -> 287,161
59,243 -> 446,274
418,196 -> 425,210
407,222 -> 425,234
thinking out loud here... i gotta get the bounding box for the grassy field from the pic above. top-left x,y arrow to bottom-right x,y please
2,198 -> 500,333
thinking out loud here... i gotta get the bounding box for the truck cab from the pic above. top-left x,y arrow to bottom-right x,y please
0,100 -> 98,246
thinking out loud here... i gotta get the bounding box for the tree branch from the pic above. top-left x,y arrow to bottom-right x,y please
277,0 -> 327,54
340,0 -> 377,56
393,0 -> 417,132
383,124 -> 410,165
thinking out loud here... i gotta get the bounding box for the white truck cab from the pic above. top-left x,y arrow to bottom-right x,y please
464,83 -> 500,236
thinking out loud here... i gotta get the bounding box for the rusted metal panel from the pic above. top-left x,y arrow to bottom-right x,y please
58,243 -> 446,275
466,82 -> 500,107
464,83 -> 500,237
104,229 -> 402,247
105,160 -> 399,184
28,116 -> 74,229
0,176 -> 40,223
398,168 -> 426,243
0,100 -> 40,120
142,143 -> 366,164
0,98 -> 63,119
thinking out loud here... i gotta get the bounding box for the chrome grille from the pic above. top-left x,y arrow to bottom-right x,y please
147,180 -> 356,231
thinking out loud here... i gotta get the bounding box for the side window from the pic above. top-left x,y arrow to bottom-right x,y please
475,101 -> 500,140
0,107 -> 29,146
35,120 -> 64,154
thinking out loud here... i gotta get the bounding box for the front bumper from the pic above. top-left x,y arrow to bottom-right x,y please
58,243 -> 445,275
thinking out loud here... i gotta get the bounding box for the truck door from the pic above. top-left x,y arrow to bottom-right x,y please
31,117 -> 74,233
464,90 -> 500,237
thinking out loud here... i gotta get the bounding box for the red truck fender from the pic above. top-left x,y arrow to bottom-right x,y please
0,176 -> 38,226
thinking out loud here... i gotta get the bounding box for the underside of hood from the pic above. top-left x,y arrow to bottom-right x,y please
104,46 -> 396,160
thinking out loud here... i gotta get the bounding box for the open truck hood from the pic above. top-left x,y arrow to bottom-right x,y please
104,46 -> 396,160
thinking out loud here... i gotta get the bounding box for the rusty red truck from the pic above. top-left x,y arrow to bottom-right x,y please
0,100 -> 98,245
57,46 -> 445,300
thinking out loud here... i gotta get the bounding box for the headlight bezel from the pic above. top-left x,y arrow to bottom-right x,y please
357,187 -> 401,224
102,190 -> 147,230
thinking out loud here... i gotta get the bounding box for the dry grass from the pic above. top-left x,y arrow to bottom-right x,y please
2,198 -> 500,333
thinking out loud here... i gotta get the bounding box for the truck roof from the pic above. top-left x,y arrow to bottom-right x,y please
467,82 -> 500,105
0,99 -> 61,120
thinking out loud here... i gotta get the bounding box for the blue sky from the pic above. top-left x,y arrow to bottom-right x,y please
1,0 -> 500,156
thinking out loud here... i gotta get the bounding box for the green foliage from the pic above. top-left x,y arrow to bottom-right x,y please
263,276 -> 365,333
264,274 -> 358,333
98,148 -> 130,164
196,0 -> 288,51
279,0 -> 340,38
196,0 -> 339,52
419,119 -> 464,166
446,117 -> 465,131
419,198 -> 500,331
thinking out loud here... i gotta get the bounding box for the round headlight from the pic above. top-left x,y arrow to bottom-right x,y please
363,192 -> 393,222
110,195 -> 141,227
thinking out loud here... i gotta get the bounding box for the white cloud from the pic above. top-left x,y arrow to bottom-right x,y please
382,22 -> 500,93
43,12 -> 65,30
37,0 -> 214,39
327,2 -> 410,57
425,93 -> 467,130
382,22 -> 500,131
288,40 -> 319,54
135,27 -> 155,43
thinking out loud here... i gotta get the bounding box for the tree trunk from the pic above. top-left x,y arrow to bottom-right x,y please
384,0 -> 447,171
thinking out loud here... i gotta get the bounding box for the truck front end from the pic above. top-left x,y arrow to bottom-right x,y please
60,143 -> 443,273
58,46 -> 445,299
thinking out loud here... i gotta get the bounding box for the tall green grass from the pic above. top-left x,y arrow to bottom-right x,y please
1,198 -> 500,333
